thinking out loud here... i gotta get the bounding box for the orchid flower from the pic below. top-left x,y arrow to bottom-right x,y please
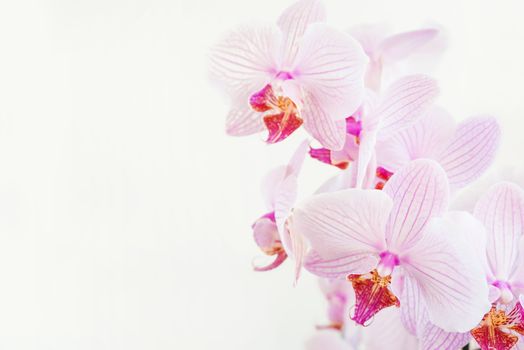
210,0 -> 368,150
468,182 -> 524,349
310,75 -> 438,191
293,159 -> 490,332
350,24 -> 444,91
252,140 -> 308,279
352,75 -> 439,189
376,107 -> 501,191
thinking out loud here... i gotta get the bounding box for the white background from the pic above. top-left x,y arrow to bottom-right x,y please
0,0 -> 522,349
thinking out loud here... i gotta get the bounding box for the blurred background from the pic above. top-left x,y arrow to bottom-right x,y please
0,0 -> 522,349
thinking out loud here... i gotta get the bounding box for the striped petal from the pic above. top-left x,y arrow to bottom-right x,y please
437,115 -> 501,189
402,213 -> 491,332
420,322 -> 470,350
304,250 -> 378,279
375,107 -> 456,172
373,75 -> 439,138
293,189 -> 392,259
474,182 -> 524,281
400,274 -> 471,349
293,23 -> 368,123
277,0 -> 326,68
383,159 -> 449,251
272,141 -> 309,246
209,25 -> 280,97
362,307 -> 419,350
399,273 -> 426,335
301,91 -> 347,150
225,93 -> 265,136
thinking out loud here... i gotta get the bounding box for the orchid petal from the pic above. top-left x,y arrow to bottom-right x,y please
289,222 -> 307,283
354,129 -> 377,188
420,322 -> 470,350
225,94 -> 265,136
274,175 -> 299,254
273,141 -> 309,247
304,250 -> 379,279
277,0 -> 326,68
379,29 -> 439,63
384,159 -> 449,251
437,115 -> 501,189
376,107 -> 456,172
209,25 -> 280,97
294,23 -> 368,122
402,213 -> 491,332
474,182 -> 524,281
301,91 -> 347,150
509,237 -> 524,293
315,173 -> 347,194
286,139 -> 310,177
261,140 -> 308,213
399,273 -> 426,335
261,165 -> 287,211
400,273 -> 471,349
362,307 -> 419,350
293,189 -> 392,259
349,23 -> 390,59
373,75 -> 439,138
252,251 -> 287,272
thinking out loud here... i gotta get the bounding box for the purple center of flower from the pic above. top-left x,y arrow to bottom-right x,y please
492,280 -> 514,304
377,251 -> 400,277
275,71 -> 293,80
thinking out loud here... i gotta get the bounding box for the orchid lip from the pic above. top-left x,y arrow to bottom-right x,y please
348,269 -> 400,325
248,84 -> 303,144
471,304 -> 524,349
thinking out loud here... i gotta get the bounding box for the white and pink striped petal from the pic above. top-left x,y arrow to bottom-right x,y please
294,189 -> 392,259
210,25 -> 280,97
437,115 -> 500,190
293,22 -> 368,124
383,159 -> 449,251
277,0 -> 326,68
401,212 -> 490,332
474,182 -> 524,283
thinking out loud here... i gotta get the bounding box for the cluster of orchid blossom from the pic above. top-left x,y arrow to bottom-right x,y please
209,1 -> 523,349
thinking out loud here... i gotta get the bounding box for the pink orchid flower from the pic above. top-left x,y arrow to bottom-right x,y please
252,140 -> 308,278
311,75 -> 438,191
293,159 -> 490,331
376,107 -> 501,191
468,182 -> 524,349
210,0 -> 368,150
350,24 -> 444,91
353,75 -> 439,189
